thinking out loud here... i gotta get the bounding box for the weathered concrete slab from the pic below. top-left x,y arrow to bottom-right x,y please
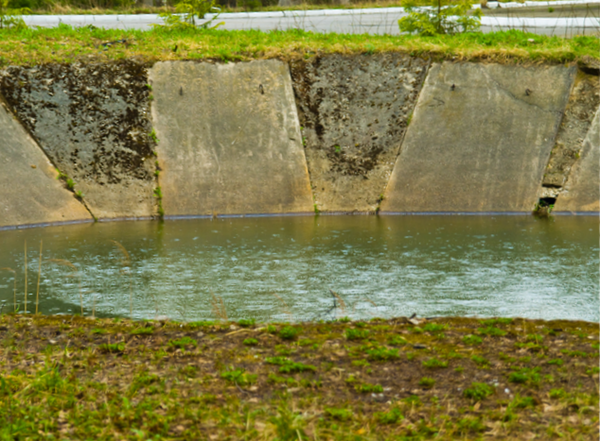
554,108 -> 600,212
0,61 -> 158,220
0,101 -> 92,228
291,54 -> 429,212
381,62 -> 575,213
149,60 -> 313,216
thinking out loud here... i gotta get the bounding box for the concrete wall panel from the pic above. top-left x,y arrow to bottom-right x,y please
149,60 -> 313,216
0,102 -> 92,228
291,54 -> 429,212
381,62 -> 575,213
554,108 -> 600,213
0,61 -> 158,220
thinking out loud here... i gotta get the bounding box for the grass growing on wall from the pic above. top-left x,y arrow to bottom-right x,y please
0,26 -> 597,67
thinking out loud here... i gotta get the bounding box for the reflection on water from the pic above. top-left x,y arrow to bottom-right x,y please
0,215 -> 598,322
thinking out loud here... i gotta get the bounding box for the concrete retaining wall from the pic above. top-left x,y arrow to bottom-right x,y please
0,56 -> 597,229
149,60 -> 314,216
0,100 -> 92,228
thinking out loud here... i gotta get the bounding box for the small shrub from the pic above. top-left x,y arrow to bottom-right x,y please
243,338 -> 258,346
422,358 -> 448,369
419,377 -> 435,389
376,407 -> 403,424
325,407 -> 353,421
398,0 -> 482,36
279,326 -> 299,340
463,382 -> 494,401
463,334 -> 483,346
345,328 -> 369,341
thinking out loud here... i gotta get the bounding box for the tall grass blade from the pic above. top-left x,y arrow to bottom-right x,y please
211,292 -> 227,321
36,240 -> 43,315
0,268 -> 17,312
47,258 -> 82,316
110,240 -> 132,320
24,241 -> 27,314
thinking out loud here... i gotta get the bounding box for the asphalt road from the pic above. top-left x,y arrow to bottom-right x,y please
22,0 -> 600,36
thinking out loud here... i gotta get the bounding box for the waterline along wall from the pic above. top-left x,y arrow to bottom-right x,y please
0,56 -> 598,228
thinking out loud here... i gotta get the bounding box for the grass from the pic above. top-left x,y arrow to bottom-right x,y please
0,26 -> 597,68
0,314 -> 597,440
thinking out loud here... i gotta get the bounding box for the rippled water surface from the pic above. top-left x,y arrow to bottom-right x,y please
0,215 -> 598,322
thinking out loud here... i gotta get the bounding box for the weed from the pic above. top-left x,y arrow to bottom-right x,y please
352,359 -> 370,368
266,325 -> 277,334
477,326 -> 507,337
279,326 -> 300,340
508,367 -> 541,386
366,346 -> 400,361
91,328 -> 108,335
325,407 -> 353,421
463,382 -> 494,401
480,318 -> 513,326
169,336 -> 197,349
423,323 -> 447,334
455,416 -> 486,434
471,355 -> 490,367
265,357 -> 316,373
98,342 -> 125,353
422,358 -> 448,369
238,318 -> 255,328
419,377 -> 435,389
66,178 -> 75,190
510,395 -> 536,409
74,190 -> 84,200
221,367 -> 256,386
130,327 -> 153,335
355,383 -> 383,393
462,334 -> 483,346
345,328 -> 369,341
376,407 -> 404,424
549,388 -> 567,399
243,338 -> 258,346
388,335 -> 408,346
148,128 -> 159,143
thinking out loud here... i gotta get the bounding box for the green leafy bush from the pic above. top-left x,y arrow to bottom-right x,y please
398,0 -> 481,36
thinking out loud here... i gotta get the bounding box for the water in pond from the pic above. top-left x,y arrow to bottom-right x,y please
0,216 -> 598,322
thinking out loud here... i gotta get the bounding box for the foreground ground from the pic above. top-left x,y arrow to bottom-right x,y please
0,313 -> 598,440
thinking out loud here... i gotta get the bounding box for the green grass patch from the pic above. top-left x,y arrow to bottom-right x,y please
463,382 -> 494,401
422,357 -> 448,369
0,27 -> 596,68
